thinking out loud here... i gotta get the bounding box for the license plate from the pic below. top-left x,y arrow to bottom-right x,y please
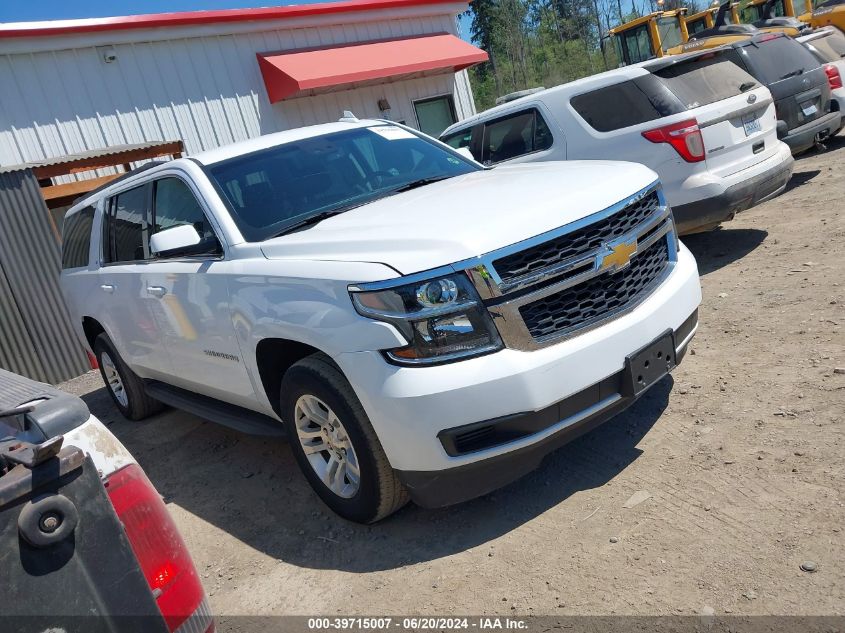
622,330 -> 677,398
801,101 -> 818,117
742,113 -> 762,136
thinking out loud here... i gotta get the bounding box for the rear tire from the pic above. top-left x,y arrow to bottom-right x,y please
281,353 -> 409,523
93,333 -> 163,421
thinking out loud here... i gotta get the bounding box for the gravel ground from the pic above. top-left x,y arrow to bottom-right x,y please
60,135 -> 845,621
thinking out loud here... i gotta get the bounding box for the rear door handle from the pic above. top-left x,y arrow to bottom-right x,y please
146,286 -> 167,298
100,284 -> 114,294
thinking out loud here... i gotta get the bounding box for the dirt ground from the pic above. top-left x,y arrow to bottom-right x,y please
60,136 -> 845,621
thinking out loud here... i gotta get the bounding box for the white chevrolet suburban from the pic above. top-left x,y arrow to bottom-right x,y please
60,119 -> 702,523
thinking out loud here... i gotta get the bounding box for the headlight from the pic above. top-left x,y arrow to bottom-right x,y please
350,272 -> 502,365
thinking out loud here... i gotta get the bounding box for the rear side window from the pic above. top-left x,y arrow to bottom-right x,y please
652,53 -> 759,109
742,36 -> 823,83
570,81 -> 664,132
481,109 -> 554,164
104,185 -> 149,263
61,205 -> 94,269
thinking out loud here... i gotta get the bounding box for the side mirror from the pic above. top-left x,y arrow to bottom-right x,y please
455,146 -> 476,161
149,225 -> 202,256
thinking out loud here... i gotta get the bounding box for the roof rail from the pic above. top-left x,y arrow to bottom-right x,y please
72,160 -> 167,205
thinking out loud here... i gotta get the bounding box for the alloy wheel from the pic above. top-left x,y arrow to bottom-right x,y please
100,352 -> 128,408
294,394 -> 361,498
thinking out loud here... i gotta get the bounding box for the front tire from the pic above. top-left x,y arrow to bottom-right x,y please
281,353 -> 409,523
93,333 -> 163,421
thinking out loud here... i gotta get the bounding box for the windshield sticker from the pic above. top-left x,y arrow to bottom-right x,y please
368,126 -> 416,141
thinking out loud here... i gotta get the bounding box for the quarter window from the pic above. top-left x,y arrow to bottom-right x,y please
61,205 -> 95,269
570,81 -> 663,132
152,178 -> 218,251
481,109 -> 554,164
104,185 -> 149,263
441,128 -> 474,150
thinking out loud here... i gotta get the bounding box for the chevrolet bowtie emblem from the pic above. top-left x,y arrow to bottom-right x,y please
599,240 -> 637,271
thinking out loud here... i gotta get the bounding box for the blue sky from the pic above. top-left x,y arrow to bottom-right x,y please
0,0 -> 472,40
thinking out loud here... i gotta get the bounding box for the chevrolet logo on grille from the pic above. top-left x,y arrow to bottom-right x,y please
599,239 -> 637,272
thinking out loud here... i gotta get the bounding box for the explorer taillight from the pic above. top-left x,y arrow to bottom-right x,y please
642,119 -> 706,163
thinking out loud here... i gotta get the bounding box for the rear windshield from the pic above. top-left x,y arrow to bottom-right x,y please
652,53 -> 759,109
807,32 -> 845,62
743,36 -> 822,83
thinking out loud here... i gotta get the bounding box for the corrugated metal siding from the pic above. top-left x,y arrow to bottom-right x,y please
0,170 -> 89,383
0,13 -> 476,174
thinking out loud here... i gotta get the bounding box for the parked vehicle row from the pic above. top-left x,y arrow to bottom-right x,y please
442,32 -> 842,235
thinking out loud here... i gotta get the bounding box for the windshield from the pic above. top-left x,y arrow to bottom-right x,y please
207,126 -> 479,242
657,16 -> 683,51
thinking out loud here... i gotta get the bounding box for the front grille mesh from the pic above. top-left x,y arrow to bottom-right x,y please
519,239 -> 670,341
493,191 -> 660,282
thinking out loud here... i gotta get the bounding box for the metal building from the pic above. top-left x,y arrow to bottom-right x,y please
0,0 -> 487,383
0,0 -> 486,172
0,142 -> 185,383
0,168 -> 89,383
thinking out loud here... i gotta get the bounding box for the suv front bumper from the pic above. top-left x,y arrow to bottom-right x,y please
336,244 -> 701,500
397,310 -> 697,508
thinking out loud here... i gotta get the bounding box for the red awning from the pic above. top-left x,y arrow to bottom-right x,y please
257,33 -> 488,103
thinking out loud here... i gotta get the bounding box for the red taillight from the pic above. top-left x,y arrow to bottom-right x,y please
642,118 -> 706,163
825,64 -> 843,90
106,464 -> 211,633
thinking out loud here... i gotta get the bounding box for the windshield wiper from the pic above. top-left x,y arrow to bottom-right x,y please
779,69 -> 804,80
272,209 -> 349,237
387,175 -> 453,194
739,81 -> 757,92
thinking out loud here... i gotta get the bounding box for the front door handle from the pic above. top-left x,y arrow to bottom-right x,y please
100,284 -> 115,294
146,286 -> 167,298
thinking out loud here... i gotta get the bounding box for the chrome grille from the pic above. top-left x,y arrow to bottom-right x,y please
519,239 -> 670,341
493,191 -> 660,284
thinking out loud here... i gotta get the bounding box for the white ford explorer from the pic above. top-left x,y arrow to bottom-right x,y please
60,118 -> 702,523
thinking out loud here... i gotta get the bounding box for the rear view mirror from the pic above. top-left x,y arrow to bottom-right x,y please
455,147 -> 476,161
149,225 -> 202,256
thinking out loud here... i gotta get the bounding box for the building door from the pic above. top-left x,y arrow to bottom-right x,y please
414,95 -> 457,137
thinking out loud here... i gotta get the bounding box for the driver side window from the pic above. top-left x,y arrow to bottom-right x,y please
151,178 -> 220,257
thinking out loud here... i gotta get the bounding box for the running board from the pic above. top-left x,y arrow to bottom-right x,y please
145,381 -> 286,437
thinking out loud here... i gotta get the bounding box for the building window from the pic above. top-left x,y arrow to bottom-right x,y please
413,95 -> 457,138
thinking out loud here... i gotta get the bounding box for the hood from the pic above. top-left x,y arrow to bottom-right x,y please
259,161 -> 658,275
